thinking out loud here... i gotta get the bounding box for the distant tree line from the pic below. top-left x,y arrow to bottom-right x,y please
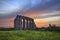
0,24 -> 60,32
35,24 -> 60,32
0,28 -> 14,31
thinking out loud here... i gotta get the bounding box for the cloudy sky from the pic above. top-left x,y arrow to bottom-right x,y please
0,0 -> 60,28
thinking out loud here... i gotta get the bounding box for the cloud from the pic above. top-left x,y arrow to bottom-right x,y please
47,3 -> 60,11
26,0 -> 60,12
0,0 -> 60,19
34,11 -> 60,19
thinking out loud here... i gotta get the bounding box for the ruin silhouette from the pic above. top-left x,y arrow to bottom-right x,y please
14,15 -> 36,30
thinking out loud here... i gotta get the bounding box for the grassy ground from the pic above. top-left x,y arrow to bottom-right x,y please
0,30 -> 60,40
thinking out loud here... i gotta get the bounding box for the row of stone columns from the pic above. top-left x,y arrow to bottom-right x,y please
20,18 -> 34,30
14,15 -> 36,30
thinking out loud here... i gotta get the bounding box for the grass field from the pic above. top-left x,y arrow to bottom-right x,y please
0,30 -> 60,40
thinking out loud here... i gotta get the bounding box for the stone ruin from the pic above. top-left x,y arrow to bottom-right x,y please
14,15 -> 36,30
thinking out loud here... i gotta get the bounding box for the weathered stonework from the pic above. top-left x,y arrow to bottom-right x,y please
14,15 -> 36,30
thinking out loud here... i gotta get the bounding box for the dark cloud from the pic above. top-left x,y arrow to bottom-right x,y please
27,0 -> 60,12
47,3 -> 60,11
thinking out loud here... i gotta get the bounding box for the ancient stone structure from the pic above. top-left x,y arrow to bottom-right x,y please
14,15 -> 36,30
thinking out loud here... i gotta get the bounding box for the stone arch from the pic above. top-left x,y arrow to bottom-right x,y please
14,15 -> 36,30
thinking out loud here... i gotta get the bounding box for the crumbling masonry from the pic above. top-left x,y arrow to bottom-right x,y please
14,15 -> 36,30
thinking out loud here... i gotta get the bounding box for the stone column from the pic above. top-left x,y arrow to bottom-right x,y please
30,19 -> 36,29
26,19 -> 28,30
28,20 -> 31,30
28,20 -> 30,30
19,18 -> 22,30
16,18 -> 20,30
30,20 -> 32,29
23,19 -> 25,30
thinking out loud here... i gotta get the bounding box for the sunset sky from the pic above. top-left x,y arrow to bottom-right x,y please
0,0 -> 60,28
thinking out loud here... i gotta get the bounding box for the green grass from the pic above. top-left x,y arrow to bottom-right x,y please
0,30 -> 60,40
